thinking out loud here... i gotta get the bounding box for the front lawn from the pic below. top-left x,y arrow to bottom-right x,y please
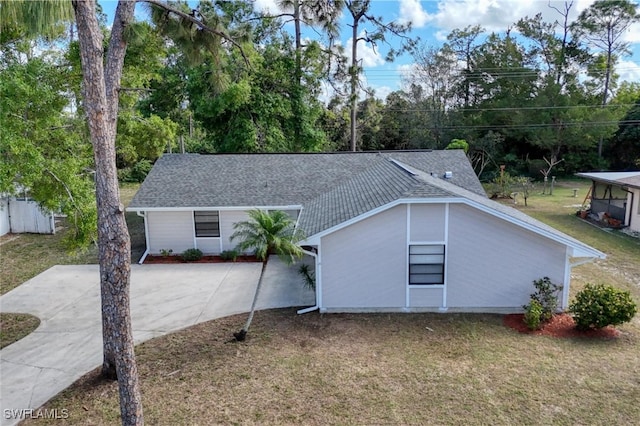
23,180 -> 640,425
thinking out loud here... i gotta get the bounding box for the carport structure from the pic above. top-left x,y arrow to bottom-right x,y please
577,171 -> 640,232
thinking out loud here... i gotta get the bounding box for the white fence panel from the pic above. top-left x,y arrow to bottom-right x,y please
7,199 -> 55,234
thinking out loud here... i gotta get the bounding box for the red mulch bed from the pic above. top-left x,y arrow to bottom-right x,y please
503,313 -> 620,339
144,255 -> 260,264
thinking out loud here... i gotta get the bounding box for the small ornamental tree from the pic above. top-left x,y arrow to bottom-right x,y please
569,284 -> 637,330
522,277 -> 563,330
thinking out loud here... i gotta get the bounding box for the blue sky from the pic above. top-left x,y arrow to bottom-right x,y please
100,0 -> 640,100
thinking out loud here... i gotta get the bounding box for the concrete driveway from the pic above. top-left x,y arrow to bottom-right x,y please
0,258 -> 314,426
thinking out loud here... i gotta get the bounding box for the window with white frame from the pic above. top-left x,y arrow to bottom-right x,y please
194,211 -> 220,237
409,245 -> 445,285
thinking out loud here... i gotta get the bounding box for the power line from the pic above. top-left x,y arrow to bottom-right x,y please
378,103 -> 638,113
316,120 -> 638,132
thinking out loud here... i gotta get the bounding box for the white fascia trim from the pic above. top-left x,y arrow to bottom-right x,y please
569,257 -> 599,268
294,206 -> 303,231
126,205 -> 304,213
562,247 -> 571,310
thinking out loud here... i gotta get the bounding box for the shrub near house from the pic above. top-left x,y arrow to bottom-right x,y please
570,284 -> 637,330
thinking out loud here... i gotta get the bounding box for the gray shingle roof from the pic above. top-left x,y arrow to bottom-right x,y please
128,151 -> 604,258
299,156 -> 455,235
128,150 -> 481,210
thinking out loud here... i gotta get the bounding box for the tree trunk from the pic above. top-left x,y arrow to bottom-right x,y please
598,47 -> 613,158
73,1 -> 143,424
293,0 -> 303,150
349,19 -> 358,152
239,259 -> 269,337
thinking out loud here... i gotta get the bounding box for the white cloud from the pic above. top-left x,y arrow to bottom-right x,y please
617,59 -> 640,83
399,0 -> 432,28
428,0 -> 597,34
252,0 -> 282,14
345,35 -> 386,68
371,85 -> 393,101
624,22 -> 640,44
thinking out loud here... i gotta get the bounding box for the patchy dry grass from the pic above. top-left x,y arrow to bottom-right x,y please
23,179 -> 640,425
0,313 -> 40,349
0,183 -> 143,296
26,310 -> 639,425
0,222 -> 99,296
0,183 -> 143,347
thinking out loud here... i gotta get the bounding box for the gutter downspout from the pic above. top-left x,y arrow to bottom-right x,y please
564,256 -> 600,309
137,211 -> 150,264
297,248 -> 319,314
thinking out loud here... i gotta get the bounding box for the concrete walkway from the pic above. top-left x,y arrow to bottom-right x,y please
0,258 -> 314,426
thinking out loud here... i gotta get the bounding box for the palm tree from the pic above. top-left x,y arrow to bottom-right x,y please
230,209 -> 304,341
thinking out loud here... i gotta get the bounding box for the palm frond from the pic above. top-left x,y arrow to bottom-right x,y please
230,209 -> 304,263
0,0 -> 74,39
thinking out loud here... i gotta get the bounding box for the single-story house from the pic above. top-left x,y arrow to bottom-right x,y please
576,172 -> 640,233
128,151 -> 605,314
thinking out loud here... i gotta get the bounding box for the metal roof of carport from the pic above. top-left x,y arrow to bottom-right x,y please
576,172 -> 640,189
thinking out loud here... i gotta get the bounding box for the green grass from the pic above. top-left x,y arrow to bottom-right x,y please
0,224 -> 99,296
21,178 -> 640,425
24,310 -> 640,425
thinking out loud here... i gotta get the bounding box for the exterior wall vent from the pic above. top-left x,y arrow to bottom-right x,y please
444,171 -> 453,179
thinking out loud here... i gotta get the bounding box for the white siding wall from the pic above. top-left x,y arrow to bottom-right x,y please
147,211 -> 194,254
321,205 -> 407,309
220,210 -> 251,252
145,209 -> 283,255
447,204 -> 566,309
195,238 -> 220,254
409,287 -> 443,308
410,204 -> 445,242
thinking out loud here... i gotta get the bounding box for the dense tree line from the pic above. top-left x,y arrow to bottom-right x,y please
2,0 -> 640,233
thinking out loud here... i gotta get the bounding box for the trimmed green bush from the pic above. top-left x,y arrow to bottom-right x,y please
523,299 -> 543,330
181,248 -> 203,262
569,284 -> 637,330
220,250 -> 238,261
